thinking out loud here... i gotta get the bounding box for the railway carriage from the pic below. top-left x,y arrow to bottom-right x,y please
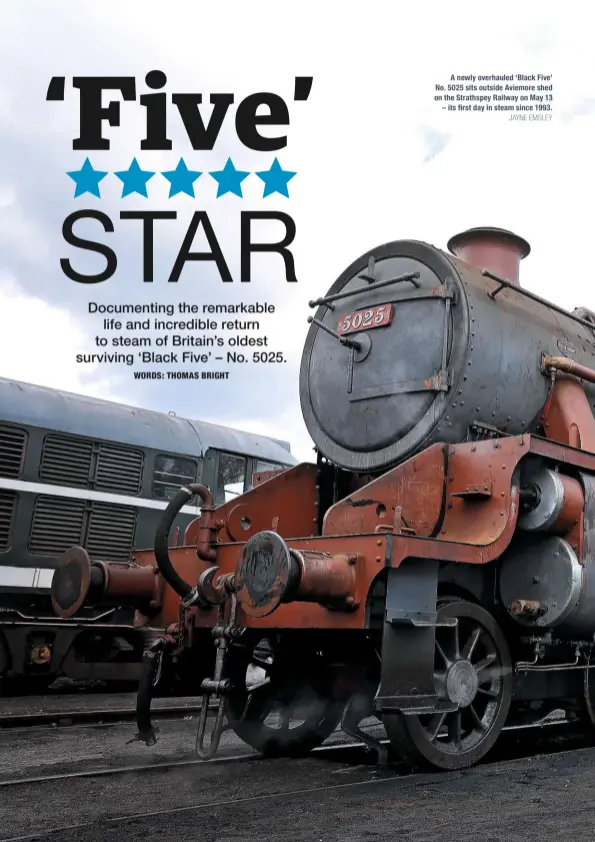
0,377 -> 296,691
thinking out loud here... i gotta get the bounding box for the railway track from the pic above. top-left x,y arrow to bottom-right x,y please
0,771 -> 407,842
0,701 -> 203,730
0,712 -> 587,789
3,708 -> 595,842
2,718 -> 595,842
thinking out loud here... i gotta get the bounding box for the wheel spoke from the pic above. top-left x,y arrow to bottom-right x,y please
426,712 -> 448,741
435,640 -> 451,666
474,652 -> 497,672
461,627 -> 481,660
469,704 -> 487,731
453,623 -> 460,659
447,711 -> 462,747
477,686 -> 499,699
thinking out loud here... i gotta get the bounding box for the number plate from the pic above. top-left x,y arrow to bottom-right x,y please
337,304 -> 394,336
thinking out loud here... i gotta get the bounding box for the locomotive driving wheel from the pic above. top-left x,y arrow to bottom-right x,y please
383,599 -> 513,770
223,635 -> 345,757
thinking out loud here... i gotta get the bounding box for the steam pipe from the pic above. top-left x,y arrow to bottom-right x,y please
542,355 -> 595,386
153,484 -> 216,599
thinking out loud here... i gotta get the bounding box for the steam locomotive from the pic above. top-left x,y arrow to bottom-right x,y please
52,227 -> 595,770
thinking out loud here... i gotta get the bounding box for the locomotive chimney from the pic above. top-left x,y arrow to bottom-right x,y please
447,227 -> 530,286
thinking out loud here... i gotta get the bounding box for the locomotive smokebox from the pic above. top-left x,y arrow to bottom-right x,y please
447,226 -> 530,286
300,226 -> 595,472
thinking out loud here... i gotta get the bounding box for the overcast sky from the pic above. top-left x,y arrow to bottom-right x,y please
0,1 -> 593,462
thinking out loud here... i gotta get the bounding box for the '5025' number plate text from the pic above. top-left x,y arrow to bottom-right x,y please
337,304 -> 394,336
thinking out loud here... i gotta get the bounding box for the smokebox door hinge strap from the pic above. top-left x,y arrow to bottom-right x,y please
348,370 -> 451,402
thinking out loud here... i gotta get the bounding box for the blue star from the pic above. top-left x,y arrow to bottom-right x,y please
66,158 -> 108,198
161,158 -> 203,198
209,157 -> 250,198
255,158 -> 296,198
114,158 -> 155,198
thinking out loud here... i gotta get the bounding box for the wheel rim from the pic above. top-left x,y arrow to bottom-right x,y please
384,600 -> 512,769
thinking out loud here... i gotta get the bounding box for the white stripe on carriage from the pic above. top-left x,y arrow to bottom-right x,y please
0,566 -> 55,589
0,477 -> 202,517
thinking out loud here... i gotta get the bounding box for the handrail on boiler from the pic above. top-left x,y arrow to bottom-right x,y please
483,268 -> 595,333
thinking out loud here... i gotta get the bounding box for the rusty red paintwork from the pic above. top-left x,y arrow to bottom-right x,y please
103,431 -> 594,632
252,469 -> 287,487
323,443 -> 445,538
439,438 -> 522,545
542,355 -> 595,386
57,422 -> 595,636
235,537 -> 360,619
447,226 -> 530,287
541,376 -> 595,453
293,550 -> 359,606
94,560 -> 161,606
550,474 -> 584,534
184,463 -> 319,547
509,599 -> 543,617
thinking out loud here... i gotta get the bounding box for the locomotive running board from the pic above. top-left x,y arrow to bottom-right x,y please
375,559 -> 458,716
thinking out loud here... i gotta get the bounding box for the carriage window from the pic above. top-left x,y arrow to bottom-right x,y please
214,453 -> 247,505
254,460 -> 279,475
153,455 -> 197,501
